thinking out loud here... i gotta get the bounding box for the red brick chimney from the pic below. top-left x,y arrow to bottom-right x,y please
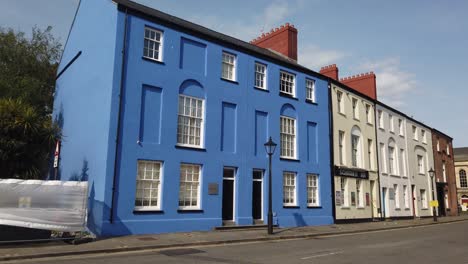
319,64 -> 339,80
250,23 -> 298,61
340,72 -> 377,100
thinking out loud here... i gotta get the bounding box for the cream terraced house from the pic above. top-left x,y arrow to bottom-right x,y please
376,102 -> 413,218
405,119 -> 436,218
330,82 -> 380,221
454,147 -> 468,211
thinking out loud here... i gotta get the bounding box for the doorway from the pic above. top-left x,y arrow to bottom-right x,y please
222,167 -> 236,221
370,180 -> 375,218
436,183 -> 446,216
411,185 -> 417,217
252,170 -> 263,222
382,187 -> 387,218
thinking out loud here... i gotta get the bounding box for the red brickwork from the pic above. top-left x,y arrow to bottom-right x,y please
250,23 -> 298,61
319,64 -> 339,80
340,72 -> 377,100
432,130 -> 458,216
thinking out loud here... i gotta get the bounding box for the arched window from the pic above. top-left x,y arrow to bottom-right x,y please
280,104 -> 297,159
177,80 -> 205,147
388,138 -> 397,175
351,126 -> 362,168
460,170 -> 467,188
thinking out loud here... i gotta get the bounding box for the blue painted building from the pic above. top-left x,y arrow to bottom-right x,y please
54,0 -> 333,236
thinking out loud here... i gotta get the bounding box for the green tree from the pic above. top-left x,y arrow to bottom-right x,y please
0,27 -> 62,179
0,26 -> 61,116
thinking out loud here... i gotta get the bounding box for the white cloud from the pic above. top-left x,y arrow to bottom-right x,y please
299,45 -> 349,70
186,1 -> 296,41
356,57 -> 417,107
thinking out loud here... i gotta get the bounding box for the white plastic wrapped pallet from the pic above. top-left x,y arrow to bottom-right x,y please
0,179 -> 88,232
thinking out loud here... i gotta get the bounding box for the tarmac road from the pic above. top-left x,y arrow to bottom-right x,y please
4,221 -> 468,264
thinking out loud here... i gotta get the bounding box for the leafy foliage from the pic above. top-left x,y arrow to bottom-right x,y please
0,27 -> 62,179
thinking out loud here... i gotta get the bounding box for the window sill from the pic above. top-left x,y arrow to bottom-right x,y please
177,209 -> 204,213
421,208 -> 429,210
404,208 -> 411,211
283,205 -> 300,209
305,99 -> 317,105
379,127 -> 385,131
175,145 -> 206,152
279,92 -> 298,100
353,117 -> 360,122
133,210 -> 164,214
390,131 -> 395,134
418,173 -> 426,176
280,157 -> 300,163
366,122 -> 373,126
338,112 -> 346,117
220,77 -> 238,84
307,205 -> 322,208
340,206 -> 351,209
254,87 -> 269,93
356,207 -> 366,209
395,208 -> 401,211
399,134 -> 405,138
142,56 -> 165,65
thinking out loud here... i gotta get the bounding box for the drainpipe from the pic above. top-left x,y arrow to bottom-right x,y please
374,103 -> 383,220
110,7 -> 128,224
328,82 -> 336,221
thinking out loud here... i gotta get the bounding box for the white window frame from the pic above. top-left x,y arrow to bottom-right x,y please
279,71 -> 295,96
306,79 -> 315,102
367,139 -> 373,170
177,95 -> 204,148
389,115 -> 394,132
337,90 -> 344,114
134,160 -> 163,210
413,126 -> 418,140
178,163 -> 201,210
398,119 -> 404,136
380,143 -> 387,173
400,148 -> 406,176
280,116 -> 297,159
283,172 -> 297,206
417,155 -> 424,174
442,162 -> 446,182
394,184 -> 400,209
447,144 -> 450,155
143,27 -> 163,62
365,104 -> 372,124
460,170 -> 467,188
222,52 -> 236,81
437,139 -> 440,151
356,179 -> 363,207
388,146 -> 396,175
351,134 -> 360,168
307,174 -> 319,206
352,98 -> 359,120
421,129 -> 426,143
254,62 -> 267,89
378,110 -> 384,129
341,177 -> 349,206
420,189 -> 428,209
403,185 -> 409,208
339,130 -> 345,165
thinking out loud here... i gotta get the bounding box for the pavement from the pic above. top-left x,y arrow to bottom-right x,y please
1,215 -> 468,262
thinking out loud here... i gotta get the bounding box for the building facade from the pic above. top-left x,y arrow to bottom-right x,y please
431,130 -> 457,216
53,0 -> 333,236
405,119 -> 435,217
321,65 -> 380,221
454,148 -> 468,211
375,103 -> 413,218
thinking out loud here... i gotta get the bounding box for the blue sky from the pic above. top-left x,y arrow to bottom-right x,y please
1,0 -> 467,146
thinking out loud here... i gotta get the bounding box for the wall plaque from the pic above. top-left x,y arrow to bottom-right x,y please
208,183 -> 218,195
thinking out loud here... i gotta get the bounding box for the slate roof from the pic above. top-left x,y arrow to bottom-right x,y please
454,147 -> 468,162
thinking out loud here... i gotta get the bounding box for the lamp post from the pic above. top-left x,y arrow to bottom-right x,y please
264,137 -> 277,235
428,168 -> 437,222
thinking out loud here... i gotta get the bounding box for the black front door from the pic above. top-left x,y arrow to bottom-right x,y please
222,168 -> 235,221
436,183 -> 446,216
252,181 -> 262,220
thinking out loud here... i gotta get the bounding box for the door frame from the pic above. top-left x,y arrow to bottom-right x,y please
252,169 -> 264,221
223,167 -> 236,221
411,184 -> 417,217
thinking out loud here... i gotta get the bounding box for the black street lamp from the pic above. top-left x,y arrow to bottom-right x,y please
428,167 -> 437,222
264,137 -> 277,235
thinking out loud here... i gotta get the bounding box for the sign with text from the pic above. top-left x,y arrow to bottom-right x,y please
334,166 -> 369,179
430,200 -> 439,207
